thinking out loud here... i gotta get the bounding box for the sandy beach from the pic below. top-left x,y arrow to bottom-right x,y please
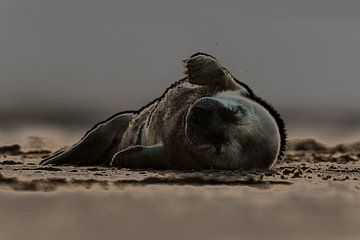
1,137 -> 360,240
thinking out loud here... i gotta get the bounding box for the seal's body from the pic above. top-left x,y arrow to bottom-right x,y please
41,53 -> 286,170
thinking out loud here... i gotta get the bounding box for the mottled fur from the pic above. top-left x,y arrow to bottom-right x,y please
41,53 -> 286,170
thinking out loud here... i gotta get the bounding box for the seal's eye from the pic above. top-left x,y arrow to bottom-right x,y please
232,105 -> 245,115
221,105 -> 245,123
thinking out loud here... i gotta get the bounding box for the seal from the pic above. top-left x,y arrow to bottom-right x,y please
40,53 -> 286,170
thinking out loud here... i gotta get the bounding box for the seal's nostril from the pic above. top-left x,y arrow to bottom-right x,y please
189,115 -> 199,124
192,105 -> 206,113
190,107 -> 213,125
193,106 -> 215,117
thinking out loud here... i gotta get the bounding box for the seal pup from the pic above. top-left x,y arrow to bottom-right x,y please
40,53 -> 286,170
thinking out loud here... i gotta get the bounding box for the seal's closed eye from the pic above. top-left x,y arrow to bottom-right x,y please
232,105 -> 246,114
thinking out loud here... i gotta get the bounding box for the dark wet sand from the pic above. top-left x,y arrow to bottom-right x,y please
1,138 -> 360,240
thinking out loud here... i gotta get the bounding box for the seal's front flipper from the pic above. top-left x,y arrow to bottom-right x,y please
184,53 -> 226,86
110,144 -> 168,169
40,113 -> 133,166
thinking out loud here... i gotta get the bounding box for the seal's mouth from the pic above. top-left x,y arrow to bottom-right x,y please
185,115 -> 230,154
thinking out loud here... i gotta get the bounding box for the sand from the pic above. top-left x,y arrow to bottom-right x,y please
1,138 -> 360,240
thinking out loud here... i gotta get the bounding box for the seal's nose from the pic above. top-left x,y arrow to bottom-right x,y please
186,98 -> 231,145
189,106 -> 212,124
188,98 -> 223,126
188,99 -> 216,122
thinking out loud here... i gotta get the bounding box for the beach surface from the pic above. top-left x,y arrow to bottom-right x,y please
1,138 -> 360,240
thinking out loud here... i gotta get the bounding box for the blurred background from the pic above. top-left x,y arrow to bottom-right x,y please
1,0 -> 360,147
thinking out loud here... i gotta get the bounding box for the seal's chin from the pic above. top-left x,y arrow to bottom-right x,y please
185,118 -> 228,156
186,143 -> 223,157
194,144 -> 218,155
185,119 -> 228,144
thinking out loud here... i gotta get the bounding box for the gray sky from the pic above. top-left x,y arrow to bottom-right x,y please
1,0 -> 360,128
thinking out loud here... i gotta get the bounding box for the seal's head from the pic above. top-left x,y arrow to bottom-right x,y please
185,91 -> 281,169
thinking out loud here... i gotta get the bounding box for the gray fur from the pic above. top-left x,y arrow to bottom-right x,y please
41,53 -> 282,170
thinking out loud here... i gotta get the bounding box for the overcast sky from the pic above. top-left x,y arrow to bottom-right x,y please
1,0 -> 360,126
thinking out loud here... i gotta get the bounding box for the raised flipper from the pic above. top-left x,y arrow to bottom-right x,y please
40,113 -> 134,166
184,53 -> 250,95
110,144 -> 168,169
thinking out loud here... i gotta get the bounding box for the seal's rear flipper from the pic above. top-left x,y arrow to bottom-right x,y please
40,113 -> 134,166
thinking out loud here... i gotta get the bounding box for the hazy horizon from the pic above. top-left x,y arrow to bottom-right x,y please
1,0 -> 360,144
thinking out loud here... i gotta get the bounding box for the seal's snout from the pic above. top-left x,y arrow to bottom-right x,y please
188,98 -> 222,126
188,98 -> 236,126
188,103 -> 216,126
186,98 -> 232,145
